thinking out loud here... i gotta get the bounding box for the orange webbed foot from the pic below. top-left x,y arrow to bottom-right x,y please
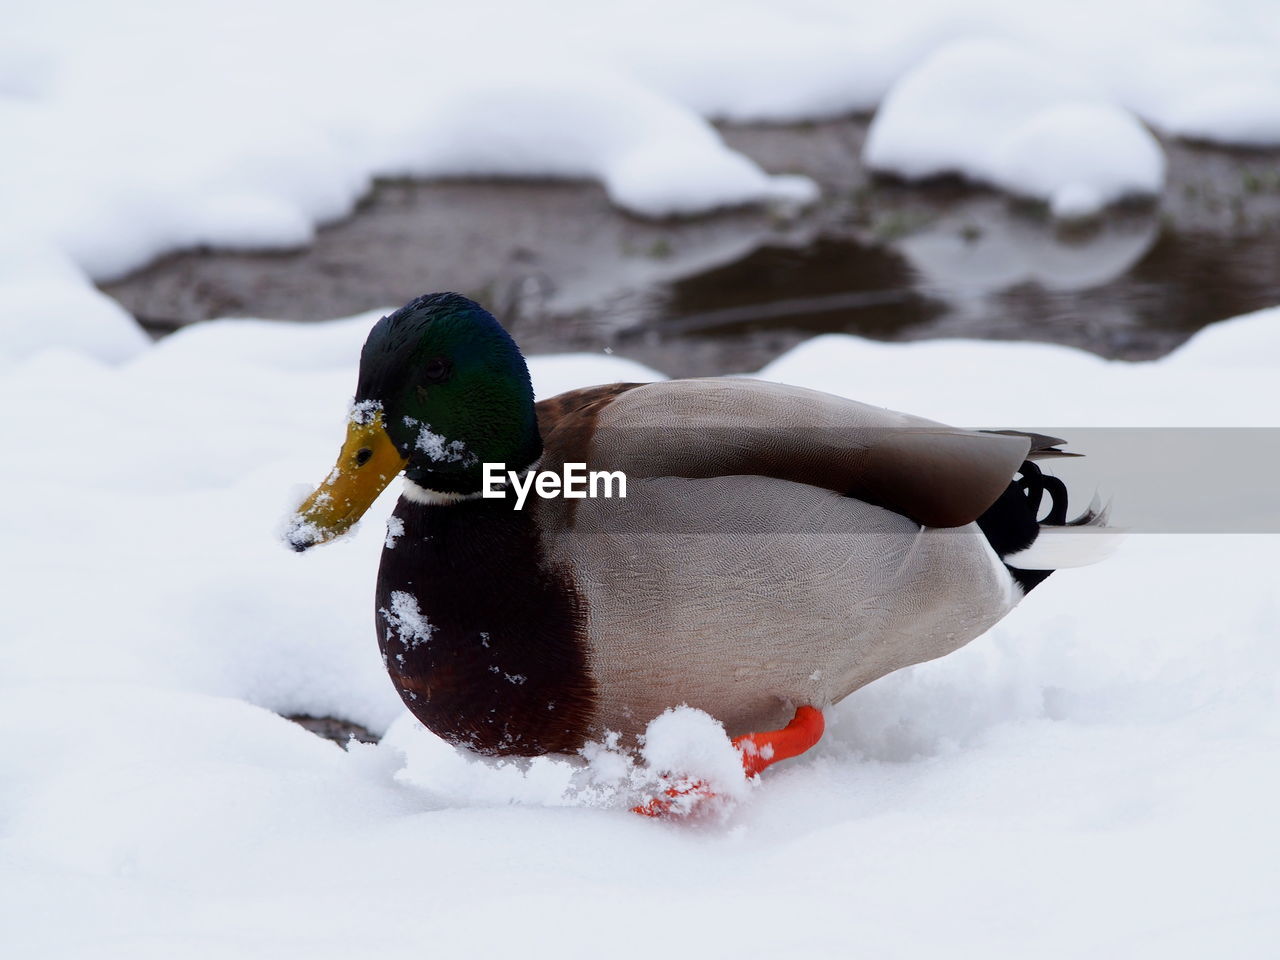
632,705 -> 825,818
631,777 -> 715,818
733,704 -> 825,778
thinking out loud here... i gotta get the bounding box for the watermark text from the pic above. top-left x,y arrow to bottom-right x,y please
483,462 -> 627,510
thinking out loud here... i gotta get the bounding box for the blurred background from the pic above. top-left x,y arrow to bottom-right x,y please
108,126 -> 1280,377
5,0 -> 1278,373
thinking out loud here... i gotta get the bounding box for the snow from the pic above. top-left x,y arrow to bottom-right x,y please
384,516 -> 405,550
864,40 -> 1166,218
0,245 -> 149,364
406,418 -> 474,465
638,705 -> 753,808
3,302 -> 1280,956
348,399 -> 384,426
1164,82 -> 1280,147
380,591 -> 436,650
757,309 -> 1280,428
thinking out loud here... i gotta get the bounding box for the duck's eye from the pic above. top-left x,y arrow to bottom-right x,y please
423,357 -> 451,384
354,447 -> 373,466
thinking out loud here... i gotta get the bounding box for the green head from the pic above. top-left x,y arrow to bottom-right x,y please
357,293 -> 541,491
284,293 -> 539,551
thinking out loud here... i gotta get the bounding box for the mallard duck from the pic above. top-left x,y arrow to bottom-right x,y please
286,292 -> 1109,808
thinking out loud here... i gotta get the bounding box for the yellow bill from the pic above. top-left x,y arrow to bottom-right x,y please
284,407 -> 408,552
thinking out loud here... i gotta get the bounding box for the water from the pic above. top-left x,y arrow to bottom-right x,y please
103,119 -> 1280,378
630,206 -> 1280,373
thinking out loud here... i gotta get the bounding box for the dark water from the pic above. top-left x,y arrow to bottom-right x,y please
103,119 -> 1280,379
632,215 -> 1280,369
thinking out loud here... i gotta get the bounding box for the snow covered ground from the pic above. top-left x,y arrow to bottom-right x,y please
3,303 -> 1279,958
4,1 -> 1280,955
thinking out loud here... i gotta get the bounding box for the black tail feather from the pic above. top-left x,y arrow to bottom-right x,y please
976,460 -> 1073,594
980,429 -> 1083,461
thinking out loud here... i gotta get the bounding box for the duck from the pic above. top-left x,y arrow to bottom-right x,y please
285,292 -> 1111,812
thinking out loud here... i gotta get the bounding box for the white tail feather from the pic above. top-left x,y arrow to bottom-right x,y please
1004,526 -> 1122,570
1004,493 -> 1120,569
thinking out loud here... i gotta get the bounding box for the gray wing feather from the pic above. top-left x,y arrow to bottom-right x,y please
582,378 -> 1029,528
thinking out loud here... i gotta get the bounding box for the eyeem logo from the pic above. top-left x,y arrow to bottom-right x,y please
483,463 -> 627,511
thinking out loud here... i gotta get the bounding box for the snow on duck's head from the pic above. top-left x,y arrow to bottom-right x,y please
355,293 -> 540,491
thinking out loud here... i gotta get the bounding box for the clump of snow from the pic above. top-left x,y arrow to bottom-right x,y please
384,515 -> 405,550
405,417 -> 474,466
993,103 -> 1166,219
379,591 -> 435,649
279,482 -> 362,552
279,514 -> 326,552
640,707 -> 747,794
636,705 -> 752,814
348,398 -> 383,426
865,39 -> 1165,218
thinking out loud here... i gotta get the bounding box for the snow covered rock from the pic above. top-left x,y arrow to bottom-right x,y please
864,39 -> 1165,219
